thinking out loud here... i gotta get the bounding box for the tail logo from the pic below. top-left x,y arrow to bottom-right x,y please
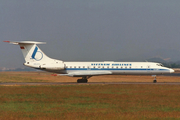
31,46 -> 43,61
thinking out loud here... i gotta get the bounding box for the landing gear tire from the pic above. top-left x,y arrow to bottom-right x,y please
77,79 -> 88,83
153,80 -> 157,83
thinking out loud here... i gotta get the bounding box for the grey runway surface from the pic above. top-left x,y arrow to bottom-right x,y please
0,73 -> 179,86
1,82 -> 180,86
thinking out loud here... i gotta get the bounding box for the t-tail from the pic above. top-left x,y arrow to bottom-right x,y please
4,41 -> 65,71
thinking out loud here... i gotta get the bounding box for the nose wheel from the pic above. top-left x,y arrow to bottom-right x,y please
153,79 -> 157,83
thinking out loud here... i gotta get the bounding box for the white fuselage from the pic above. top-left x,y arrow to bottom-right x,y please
44,61 -> 174,76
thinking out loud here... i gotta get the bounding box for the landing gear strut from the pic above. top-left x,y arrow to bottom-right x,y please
77,76 -> 91,83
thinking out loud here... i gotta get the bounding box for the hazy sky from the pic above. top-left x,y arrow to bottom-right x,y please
1,0 -> 180,68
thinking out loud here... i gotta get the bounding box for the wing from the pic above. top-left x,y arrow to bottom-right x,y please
60,71 -> 112,77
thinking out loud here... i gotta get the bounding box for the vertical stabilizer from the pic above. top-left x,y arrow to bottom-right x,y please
4,41 -> 65,70
4,41 -> 52,63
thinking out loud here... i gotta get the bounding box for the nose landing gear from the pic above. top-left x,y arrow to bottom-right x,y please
152,75 -> 157,83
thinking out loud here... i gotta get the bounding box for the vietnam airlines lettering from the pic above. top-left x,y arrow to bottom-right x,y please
91,63 -> 132,66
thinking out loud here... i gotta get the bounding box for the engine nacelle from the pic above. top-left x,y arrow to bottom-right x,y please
40,62 -> 65,70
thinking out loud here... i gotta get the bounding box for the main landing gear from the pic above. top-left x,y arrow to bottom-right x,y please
77,76 -> 91,83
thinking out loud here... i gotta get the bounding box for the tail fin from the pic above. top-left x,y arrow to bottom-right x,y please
4,41 -> 65,70
4,41 -> 52,63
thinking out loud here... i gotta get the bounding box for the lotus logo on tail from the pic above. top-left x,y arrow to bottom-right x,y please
31,46 -> 43,61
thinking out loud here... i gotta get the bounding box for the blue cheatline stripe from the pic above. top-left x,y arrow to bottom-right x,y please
65,68 -> 168,71
31,46 -> 38,59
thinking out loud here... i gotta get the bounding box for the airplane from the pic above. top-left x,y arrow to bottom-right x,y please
4,41 -> 174,83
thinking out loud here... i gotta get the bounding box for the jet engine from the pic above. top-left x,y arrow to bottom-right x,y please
40,61 -> 65,70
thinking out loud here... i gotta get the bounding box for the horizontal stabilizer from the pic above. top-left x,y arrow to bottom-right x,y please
4,41 -> 46,45
60,71 -> 112,77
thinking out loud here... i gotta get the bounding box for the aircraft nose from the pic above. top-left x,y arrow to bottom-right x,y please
170,69 -> 174,73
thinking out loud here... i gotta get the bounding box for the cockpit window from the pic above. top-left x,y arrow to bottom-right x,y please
157,63 -> 164,67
